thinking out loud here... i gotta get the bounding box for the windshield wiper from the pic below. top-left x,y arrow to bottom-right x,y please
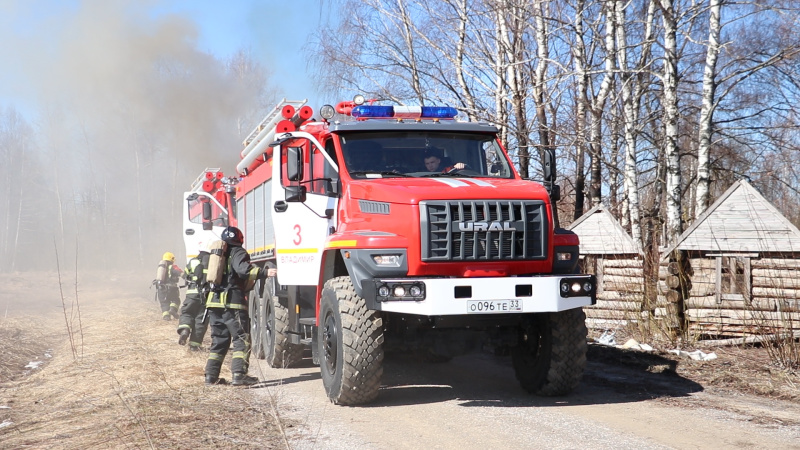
349,171 -> 412,178
420,171 -> 471,178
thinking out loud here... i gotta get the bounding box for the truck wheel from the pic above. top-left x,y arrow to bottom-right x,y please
263,278 -> 303,368
249,283 -> 266,359
319,276 -> 384,405
511,308 -> 587,396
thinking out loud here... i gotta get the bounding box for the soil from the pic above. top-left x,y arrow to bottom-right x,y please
1,271 -> 799,449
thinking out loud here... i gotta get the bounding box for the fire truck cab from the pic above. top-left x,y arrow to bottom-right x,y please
191,98 -> 596,405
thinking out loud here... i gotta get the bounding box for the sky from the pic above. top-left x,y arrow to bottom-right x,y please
0,0 -> 331,118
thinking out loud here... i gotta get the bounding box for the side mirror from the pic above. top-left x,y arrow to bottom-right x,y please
202,221 -> 213,231
286,185 -> 307,203
287,146 -> 304,181
202,201 -> 212,221
550,184 -> 561,202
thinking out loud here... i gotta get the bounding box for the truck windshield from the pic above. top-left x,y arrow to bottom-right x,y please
339,131 -> 514,179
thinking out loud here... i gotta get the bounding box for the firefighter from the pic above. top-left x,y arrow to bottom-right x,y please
155,252 -> 182,321
204,226 -> 266,386
177,245 -> 210,350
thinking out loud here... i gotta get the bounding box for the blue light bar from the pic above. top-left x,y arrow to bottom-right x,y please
352,105 -> 393,118
351,105 -> 458,119
421,106 -> 458,119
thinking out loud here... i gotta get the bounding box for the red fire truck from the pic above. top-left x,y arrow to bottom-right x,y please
183,96 -> 596,405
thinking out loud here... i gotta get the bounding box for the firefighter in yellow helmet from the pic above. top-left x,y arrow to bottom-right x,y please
177,244 -> 210,350
154,252 -> 183,321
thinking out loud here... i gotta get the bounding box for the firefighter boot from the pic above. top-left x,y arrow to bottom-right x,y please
231,373 -> 259,386
205,375 -> 227,385
178,328 -> 190,346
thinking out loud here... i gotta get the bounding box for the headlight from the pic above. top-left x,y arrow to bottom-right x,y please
559,277 -> 594,298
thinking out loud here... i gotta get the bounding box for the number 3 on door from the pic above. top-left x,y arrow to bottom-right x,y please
293,224 -> 302,245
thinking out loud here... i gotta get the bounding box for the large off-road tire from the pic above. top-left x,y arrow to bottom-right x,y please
249,282 -> 266,359
319,276 -> 384,405
511,308 -> 588,396
262,278 -> 303,368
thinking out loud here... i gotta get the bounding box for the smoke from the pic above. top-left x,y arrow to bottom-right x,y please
0,0 -> 273,271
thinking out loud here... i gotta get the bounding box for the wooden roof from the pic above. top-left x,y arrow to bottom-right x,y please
567,204 -> 642,255
663,179 -> 800,255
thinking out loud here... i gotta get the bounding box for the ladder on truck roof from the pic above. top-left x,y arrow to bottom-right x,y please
189,168 -> 222,192
242,98 -> 308,147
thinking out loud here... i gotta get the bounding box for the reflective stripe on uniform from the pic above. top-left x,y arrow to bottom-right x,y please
232,351 -> 246,360
207,352 -> 224,362
177,324 -> 191,331
187,288 -> 198,294
205,291 -> 245,309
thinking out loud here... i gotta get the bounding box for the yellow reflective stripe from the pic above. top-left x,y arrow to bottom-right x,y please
248,267 -> 259,282
170,302 -> 179,308
326,240 -> 357,248
277,248 -> 317,254
187,288 -> 198,294
162,311 -> 170,317
208,353 -> 223,361
232,351 -> 246,360
177,324 -> 191,331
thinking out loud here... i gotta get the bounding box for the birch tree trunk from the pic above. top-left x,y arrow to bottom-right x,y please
588,2 -> 617,206
455,0 -> 478,121
659,0 -> 683,245
695,0 -> 722,216
614,0 -> 643,245
572,0 -> 588,220
496,1 -> 531,178
533,2 -> 553,165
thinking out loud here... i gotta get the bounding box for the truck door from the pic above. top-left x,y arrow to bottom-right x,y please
272,136 -> 338,286
182,192 -> 228,262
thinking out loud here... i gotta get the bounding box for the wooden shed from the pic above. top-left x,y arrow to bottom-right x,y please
568,204 -> 645,329
659,179 -> 800,337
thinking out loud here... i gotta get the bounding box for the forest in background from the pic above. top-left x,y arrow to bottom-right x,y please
312,0 -> 800,252
2,0 -> 800,273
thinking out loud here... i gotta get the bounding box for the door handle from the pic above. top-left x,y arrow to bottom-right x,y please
185,229 -> 195,235
274,201 -> 288,212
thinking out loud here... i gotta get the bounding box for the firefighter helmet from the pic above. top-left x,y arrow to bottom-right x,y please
221,226 -> 244,246
162,252 -> 175,262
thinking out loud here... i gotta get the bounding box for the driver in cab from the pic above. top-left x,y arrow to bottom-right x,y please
423,147 -> 466,173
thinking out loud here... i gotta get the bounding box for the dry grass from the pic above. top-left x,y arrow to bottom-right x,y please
0,271 -> 287,449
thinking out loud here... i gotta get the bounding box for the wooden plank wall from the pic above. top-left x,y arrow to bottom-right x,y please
657,257 -> 800,337
584,256 -> 649,329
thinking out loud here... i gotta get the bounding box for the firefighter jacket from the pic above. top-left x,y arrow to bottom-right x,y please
184,252 -> 209,295
205,245 -> 260,309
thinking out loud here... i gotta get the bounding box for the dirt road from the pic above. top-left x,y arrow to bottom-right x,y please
2,272 -> 800,449
250,347 -> 800,449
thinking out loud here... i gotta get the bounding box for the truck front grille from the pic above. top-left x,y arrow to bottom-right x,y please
421,200 -> 547,261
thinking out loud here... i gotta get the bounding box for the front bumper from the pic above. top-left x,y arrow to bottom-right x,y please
361,275 -> 595,316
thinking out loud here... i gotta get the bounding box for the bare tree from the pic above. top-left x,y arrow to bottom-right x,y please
587,1 -> 617,206
658,0 -> 683,245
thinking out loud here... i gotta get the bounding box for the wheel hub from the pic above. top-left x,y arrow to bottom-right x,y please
322,313 -> 338,374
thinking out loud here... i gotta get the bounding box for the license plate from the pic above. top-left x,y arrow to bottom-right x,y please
466,300 -> 522,313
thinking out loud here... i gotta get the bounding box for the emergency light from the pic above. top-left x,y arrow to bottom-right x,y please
351,105 -> 458,119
